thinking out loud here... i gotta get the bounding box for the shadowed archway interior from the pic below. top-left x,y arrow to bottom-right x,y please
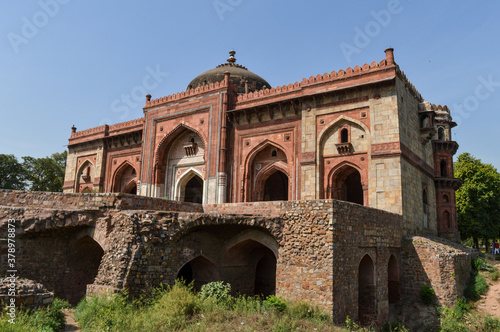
263,170 -> 288,201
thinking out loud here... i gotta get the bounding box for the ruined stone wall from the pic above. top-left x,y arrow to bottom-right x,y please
0,190 -> 203,212
329,200 -> 403,324
0,192 -> 475,325
400,236 -> 476,307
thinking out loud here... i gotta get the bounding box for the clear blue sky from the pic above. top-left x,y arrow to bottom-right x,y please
1,0 -> 499,169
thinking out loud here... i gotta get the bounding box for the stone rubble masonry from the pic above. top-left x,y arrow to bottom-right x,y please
0,190 -> 474,325
0,277 -> 54,310
400,236 -> 477,308
0,189 -> 203,212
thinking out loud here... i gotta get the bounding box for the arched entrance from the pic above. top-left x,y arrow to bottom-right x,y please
263,170 -> 289,201
66,236 -> 104,304
388,255 -> 400,304
184,175 -> 203,203
330,165 -> 364,205
224,239 -> 277,296
157,127 -> 205,200
246,142 -> 289,202
112,163 -> 137,194
176,256 -> 219,291
358,254 -> 376,325
254,254 -> 276,296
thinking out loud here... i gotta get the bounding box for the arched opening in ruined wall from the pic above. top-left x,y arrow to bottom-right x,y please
254,254 -> 276,296
358,254 -> 376,325
387,255 -> 400,304
177,256 -> 219,291
66,236 -> 104,305
224,239 -> 277,296
330,165 -> 363,205
263,170 -> 289,201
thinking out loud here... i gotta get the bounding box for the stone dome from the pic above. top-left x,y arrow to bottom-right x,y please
187,51 -> 271,94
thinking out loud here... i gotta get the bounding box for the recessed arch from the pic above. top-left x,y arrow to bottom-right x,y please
66,236 -> 104,305
388,255 -> 400,304
175,167 -> 204,203
358,254 -> 376,325
75,159 -> 95,193
244,139 -> 290,170
224,238 -> 277,296
244,141 -> 290,202
154,123 -> 207,168
111,161 -> 138,193
176,255 -> 219,291
328,163 -> 364,204
317,115 -> 370,151
253,161 -> 289,201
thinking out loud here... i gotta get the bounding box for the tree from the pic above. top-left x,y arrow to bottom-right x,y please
455,152 -> 500,250
0,154 -> 26,189
22,151 -> 67,192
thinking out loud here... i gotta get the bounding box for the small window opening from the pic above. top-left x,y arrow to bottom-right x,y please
438,127 -> 445,140
440,160 -> 447,177
271,149 -> 277,157
340,128 -> 349,143
423,189 -> 429,228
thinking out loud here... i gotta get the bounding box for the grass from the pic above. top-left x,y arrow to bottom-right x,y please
0,298 -> 70,332
74,281 -> 339,331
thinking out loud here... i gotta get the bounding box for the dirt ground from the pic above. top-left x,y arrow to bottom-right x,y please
62,308 -> 79,332
476,255 -> 500,318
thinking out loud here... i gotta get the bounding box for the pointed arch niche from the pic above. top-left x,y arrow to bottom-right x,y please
111,162 -> 138,194
328,163 -> 365,205
318,116 -> 369,201
155,125 -> 206,200
76,160 -> 94,193
175,168 -> 204,203
244,142 -> 290,202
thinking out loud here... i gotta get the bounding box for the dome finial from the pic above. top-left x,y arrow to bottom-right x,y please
227,50 -> 236,63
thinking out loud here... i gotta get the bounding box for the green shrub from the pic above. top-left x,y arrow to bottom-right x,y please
419,285 -> 435,305
472,257 -> 486,271
286,301 -> 329,321
382,320 -> 409,332
490,268 -> 499,281
263,295 -> 287,312
345,315 -> 360,331
464,273 -> 488,301
0,298 -> 70,332
199,281 -> 232,304
483,316 -> 500,330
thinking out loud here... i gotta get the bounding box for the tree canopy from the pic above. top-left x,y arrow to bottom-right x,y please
455,152 -> 500,249
0,151 -> 67,192
0,154 -> 26,190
